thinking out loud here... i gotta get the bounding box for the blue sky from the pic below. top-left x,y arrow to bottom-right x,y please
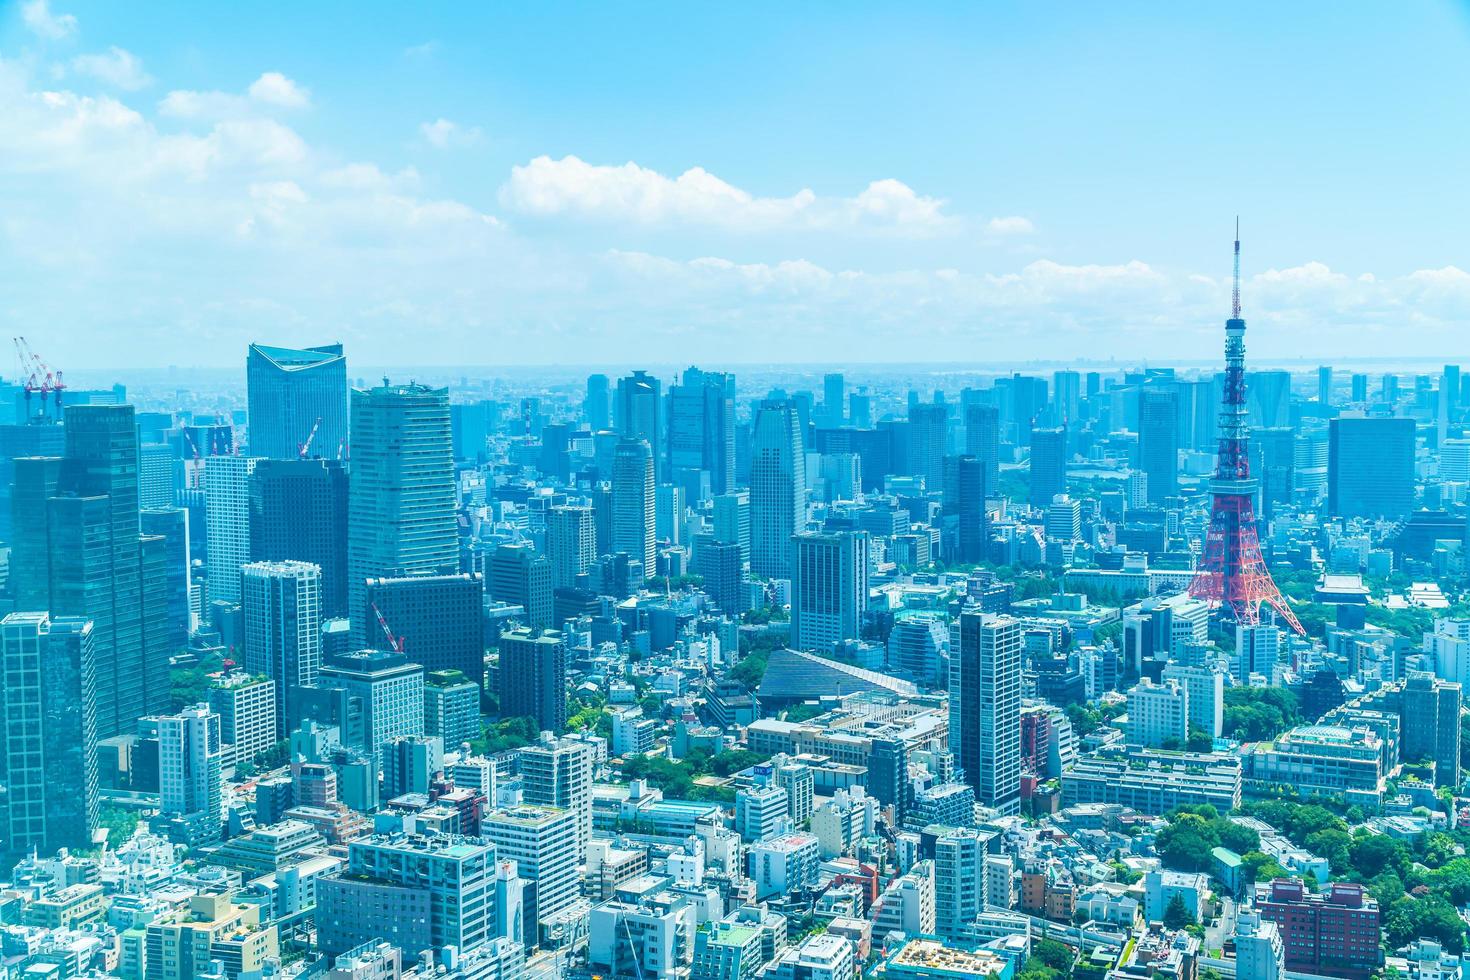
2,1 -> 1469,368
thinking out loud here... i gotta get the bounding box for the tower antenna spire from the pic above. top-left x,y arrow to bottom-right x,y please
1232,217 -> 1241,320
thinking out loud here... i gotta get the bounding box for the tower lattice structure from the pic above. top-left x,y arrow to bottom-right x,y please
1187,230 -> 1306,635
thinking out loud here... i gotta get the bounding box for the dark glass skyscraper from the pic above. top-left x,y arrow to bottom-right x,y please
668,367 -> 735,496
1137,387 -> 1181,504
943,454 -> 987,564
1328,416 -> 1416,519
365,572 -> 486,689
497,626 -> 568,732
246,342 -> 348,459
250,457 -> 350,618
1029,427 -> 1067,508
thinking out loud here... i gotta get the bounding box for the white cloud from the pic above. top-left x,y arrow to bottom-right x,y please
419,118 -> 482,150
500,154 -> 952,233
247,71 -> 309,109
404,41 -> 439,59
22,0 -> 76,40
71,47 -> 153,90
987,215 -> 1035,235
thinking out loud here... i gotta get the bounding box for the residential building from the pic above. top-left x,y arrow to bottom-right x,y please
242,560 -> 322,735
790,530 -> 870,651
951,613 -> 1022,815
749,400 -> 806,579
497,627 -> 568,734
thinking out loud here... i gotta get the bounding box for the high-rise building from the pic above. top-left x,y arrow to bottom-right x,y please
207,673 -> 278,769
964,402 -> 1000,495
907,402 -> 948,489
1328,416 -> 1416,519
823,373 -> 845,427
246,343 -> 348,460
347,383 -> 457,643
546,505 -> 596,590
481,804 -> 579,935
519,732 -> 595,865
158,705 -> 225,845
250,458 -> 349,619
1029,428 -> 1067,508
615,371 -> 663,473
611,438 -> 656,572
1137,388 -> 1180,504
1126,677 -> 1189,748
497,627 -> 568,734
668,367 -> 735,496
749,400 -> 805,579
951,613 -> 1021,815
1350,373 -> 1369,404
1054,370 -> 1082,424
141,506 -> 193,652
9,454 -> 61,610
585,374 -> 612,430
790,531 -> 869,652
138,441 -> 176,509
365,572 -> 485,688
242,560 -> 323,735
0,614 -> 98,856
1401,672 -> 1462,789
694,535 -> 743,615
450,401 -> 496,463
487,542 -> 553,630
425,668 -> 481,751
656,483 -> 684,545
943,454 -> 987,563
318,650 -> 426,765
204,454 -> 262,603
712,491 -> 751,568
1317,366 -> 1333,407
1234,910 -> 1286,980
933,827 -> 987,938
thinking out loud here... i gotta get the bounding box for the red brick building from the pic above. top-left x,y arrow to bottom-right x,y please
1254,880 -> 1381,979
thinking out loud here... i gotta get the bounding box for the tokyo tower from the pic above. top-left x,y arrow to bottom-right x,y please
1187,226 -> 1306,635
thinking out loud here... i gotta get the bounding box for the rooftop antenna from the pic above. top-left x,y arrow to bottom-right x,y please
1232,216 -> 1241,320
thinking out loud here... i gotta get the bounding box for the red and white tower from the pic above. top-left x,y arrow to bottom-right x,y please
1188,228 -> 1306,635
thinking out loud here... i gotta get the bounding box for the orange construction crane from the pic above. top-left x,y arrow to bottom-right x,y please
371,602 -> 405,654
13,336 -> 66,420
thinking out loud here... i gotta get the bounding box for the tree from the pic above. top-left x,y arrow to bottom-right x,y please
1163,894 -> 1196,930
1350,834 -> 1409,879
1187,727 -> 1215,753
1032,939 -> 1075,973
1241,851 -> 1288,883
1304,829 -> 1354,873
1385,894 -> 1466,953
1157,815 -> 1218,872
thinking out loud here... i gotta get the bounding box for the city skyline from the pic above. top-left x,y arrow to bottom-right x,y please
4,2 -> 1470,367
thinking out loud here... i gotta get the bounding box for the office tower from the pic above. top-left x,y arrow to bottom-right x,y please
1126,677 -> 1189,748
546,505 -> 596,590
1053,370 -> 1081,423
450,400 -> 495,462
823,373 -> 845,427
347,383 -> 457,644
790,531 -> 869,652
656,483 -> 684,544
668,367 -> 735,496
694,535 -> 744,615
519,732 -> 595,865
317,833 -> 495,957
207,673 -> 277,768
383,735 -> 444,798
1045,495 -> 1081,542
615,371 -> 663,469
482,804 -> 579,934
749,400 -> 805,579
9,454 -> 61,609
712,491 -> 751,567
964,402 -> 1001,495
933,827 -> 987,937
0,614 -> 98,856
1137,388 -> 1180,504
1161,663 -> 1224,738
242,560 -> 322,735
1235,621 -> 1280,684
318,650 -> 426,765
246,342 -> 348,459
907,402 -> 948,489
585,374 -> 612,430
1341,372 -> 1367,405
538,420 -> 572,485
488,542 -> 553,630
1028,427 -> 1067,508
1248,370 -> 1292,429
735,785 -> 791,843
425,669 -> 481,750
44,405 -> 171,739
0,422 -> 64,548
1401,673 -> 1462,789
204,454 -> 261,603
611,438 -> 656,572
1189,235 -> 1306,635
159,705 -> 224,845
1382,373 -> 1400,404
887,615 -> 948,685
497,626 -> 568,733
141,507 -> 192,652
1446,365 -> 1462,420
138,441 -> 175,508
1328,416 -> 1416,519
849,390 -> 872,429
250,458 -> 349,618
951,613 -> 1021,815
1253,427 -> 1296,518
943,454 -> 987,564
867,736 -> 911,823
1317,366 -> 1333,406
365,572 -> 486,687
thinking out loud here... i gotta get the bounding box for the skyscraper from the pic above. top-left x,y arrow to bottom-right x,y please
1137,387 -> 1180,504
1053,370 -> 1081,424
497,627 -> 568,734
668,367 -> 735,496
250,457 -> 349,619
823,373 -> 845,427
242,560 -> 323,735
611,438 -> 656,573
1328,416 -> 1416,519
365,572 -> 485,688
487,542 -> 553,629
749,400 -> 805,579
1317,366 -> 1333,407
546,505 -> 596,590
790,531 -> 870,651
0,614 -> 98,856
246,342 -> 348,460
347,383 -> 457,644
963,403 -> 1000,505
712,491 -> 751,568
141,506 -> 193,652
158,704 -> 224,845
943,454 -> 987,564
204,454 -> 261,603
951,612 -> 1021,815
519,732 -> 595,865
1028,428 -> 1067,508
318,650 -> 426,765
907,402 -> 948,490
585,374 -> 611,430
615,370 -> 663,473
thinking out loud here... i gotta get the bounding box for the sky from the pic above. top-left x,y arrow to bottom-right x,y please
2,1 -> 1470,370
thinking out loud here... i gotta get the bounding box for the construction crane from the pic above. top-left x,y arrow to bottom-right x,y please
181,428 -> 204,490
298,416 -> 323,459
371,602 -> 405,654
13,336 -> 66,420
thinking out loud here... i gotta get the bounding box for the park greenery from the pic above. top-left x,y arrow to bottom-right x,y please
618,746 -> 766,804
